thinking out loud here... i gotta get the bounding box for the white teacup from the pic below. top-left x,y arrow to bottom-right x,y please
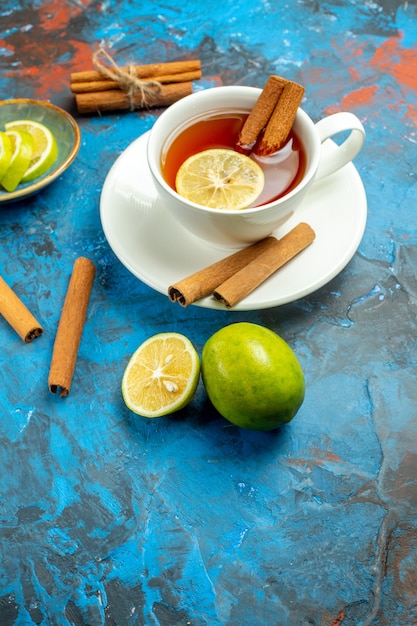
147,86 -> 365,247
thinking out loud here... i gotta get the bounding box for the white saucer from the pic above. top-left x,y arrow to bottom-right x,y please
100,132 -> 367,311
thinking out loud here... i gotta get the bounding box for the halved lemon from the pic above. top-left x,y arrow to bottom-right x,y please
5,119 -> 58,183
122,332 -> 200,418
175,148 -> 264,210
0,130 -> 34,192
0,131 -> 13,179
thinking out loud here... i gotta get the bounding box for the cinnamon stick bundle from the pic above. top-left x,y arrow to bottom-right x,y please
168,236 -> 279,306
0,276 -> 43,342
213,223 -> 315,308
48,257 -> 95,398
70,59 -> 201,84
75,82 -> 193,114
71,54 -> 201,114
71,70 -> 201,94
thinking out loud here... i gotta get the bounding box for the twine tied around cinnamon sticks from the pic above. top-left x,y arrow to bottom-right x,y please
91,48 -> 162,110
70,53 -> 202,114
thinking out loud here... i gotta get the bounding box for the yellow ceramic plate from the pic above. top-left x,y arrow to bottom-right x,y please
0,99 -> 80,203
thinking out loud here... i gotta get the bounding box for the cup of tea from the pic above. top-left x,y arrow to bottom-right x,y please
147,85 -> 365,247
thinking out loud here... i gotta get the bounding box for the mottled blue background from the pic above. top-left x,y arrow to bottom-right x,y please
0,1 -> 416,625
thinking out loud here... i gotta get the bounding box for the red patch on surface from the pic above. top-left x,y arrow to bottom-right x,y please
38,0 -> 94,31
369,33 -> 417,93
326,33 -> 417,119
38,0 -> 71,31
67,41 -> 99,74
332,608 -> 345,625
0,39 -> 14,56
405,106 -> 417,125
341,85 -> 378,109
33,41 -> 94,100
325,85 -> 378,114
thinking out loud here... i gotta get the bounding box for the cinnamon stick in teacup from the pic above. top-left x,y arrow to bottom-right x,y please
236,75 -> 286,153
213,222 -> 315,308
168,236 -> 280,307
48,257 -> 95,397
0,276 -> 43,342
255,79 -> 305,155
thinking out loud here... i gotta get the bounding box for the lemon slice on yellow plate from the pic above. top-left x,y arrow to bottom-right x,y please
122,332 -> 200,418
0,130 -> 34,192
5,119 -> 58,183
175,148 -> 264,210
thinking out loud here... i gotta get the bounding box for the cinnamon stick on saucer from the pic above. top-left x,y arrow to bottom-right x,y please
236,75 -> 286,153
0,276 -> 43,342
48,257 -> 95,398
168,236 -> 280,307
213,222 -> 315,308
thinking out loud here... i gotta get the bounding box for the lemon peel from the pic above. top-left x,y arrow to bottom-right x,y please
0,131 -> 13,180
0,130 -> 34,192
5,119 -> 58,183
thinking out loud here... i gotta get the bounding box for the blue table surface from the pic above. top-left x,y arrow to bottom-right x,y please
1,1 -> 416,625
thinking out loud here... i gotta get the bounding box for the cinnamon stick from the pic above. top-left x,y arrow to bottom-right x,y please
48,257 -> 95,398
70,70 -> 201,94
168,236 -> 280,307
70,59 -> 201,84
0,276 -> 43,342
236,75 -> 286,153
255,80 -> 305,155
213,223 -> 315,308
75,81 -> 193,114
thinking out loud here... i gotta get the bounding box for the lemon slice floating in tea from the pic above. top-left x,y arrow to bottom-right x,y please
175,148 -> 264,210
122,332 -> 200,418
0,130 -> 34,192
5,119 -> 58,183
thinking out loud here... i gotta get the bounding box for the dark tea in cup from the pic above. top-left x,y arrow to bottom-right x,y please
161,110 -> 306,208
148,85 -> 365,246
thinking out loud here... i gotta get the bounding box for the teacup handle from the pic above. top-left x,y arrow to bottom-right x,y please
314,112 -> 365,181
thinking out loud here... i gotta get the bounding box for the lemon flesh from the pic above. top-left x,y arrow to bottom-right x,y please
0,130 -> 34,192
122,332 -> 200,418
175,148 -> 264,210
201,322 -> 305,430
0,131 -> 13,179
5,119 -> 58,183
